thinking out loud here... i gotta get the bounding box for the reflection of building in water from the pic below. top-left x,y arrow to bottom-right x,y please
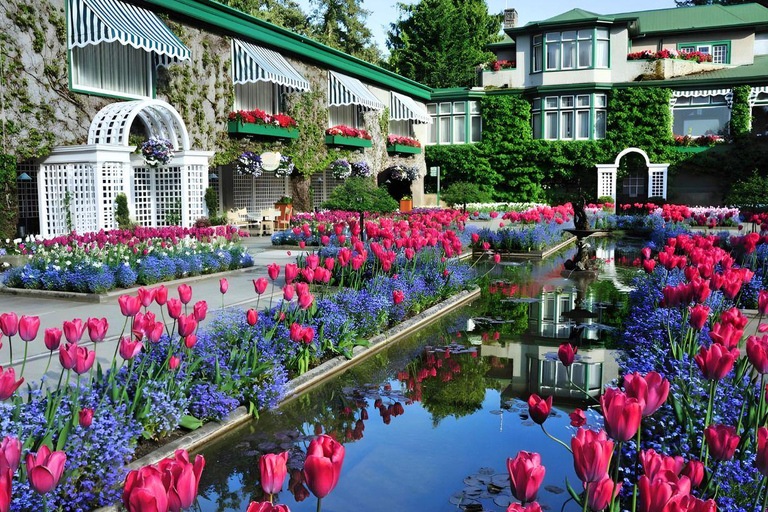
530,288 -> 576,339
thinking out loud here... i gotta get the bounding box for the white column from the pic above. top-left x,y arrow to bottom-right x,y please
595,165 -> 617,201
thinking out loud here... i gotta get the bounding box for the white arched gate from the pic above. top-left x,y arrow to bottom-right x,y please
595,147 -> 669,202
38,100 -> 213,236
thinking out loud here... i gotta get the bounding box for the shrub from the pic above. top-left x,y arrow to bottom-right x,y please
441,182 -> 490,212
194,217 -> 212,228
204,187 -> 219,216
597,196 -> 614,204
322,177 -> 398,214
725,170 -> 768,210
115,193 -> 131,229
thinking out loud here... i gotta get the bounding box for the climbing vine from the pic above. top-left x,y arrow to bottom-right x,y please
730,85 -> 752,138
0,154 -> 18,239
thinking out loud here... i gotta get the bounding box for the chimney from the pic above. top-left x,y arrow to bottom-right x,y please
504,8 -> 518,29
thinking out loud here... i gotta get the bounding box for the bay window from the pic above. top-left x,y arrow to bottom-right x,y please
537,27 -> 610,72
531,93 -> 607,140
426,100 -> 481,145
533,35 -> 543,73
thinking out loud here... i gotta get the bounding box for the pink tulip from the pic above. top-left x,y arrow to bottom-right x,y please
268,263 -> 280,281
220,278 -> 229,294
0,467 -> 11,512
558,343 -> 577,367
303,435 -> 345,499
0,313 -> 17,337
393,290 -> 405,305
601,388 -> 642,442
254,278 -> 268,295
527,394 -> 552,425
285,264 -> 298,284
0,367 -> 23,401
178,314 -> 197,337
184,334 -> 198,349
283,285 -> 295,301
44,328 -> 62,351
26,445 -> 66,494
705,424 -> 739,461
119,295 -> 141,317
169,356 -> 180,370
193,301 -> 208,322
123,466 -> 169,512
260,452 -> 289,495
58,343 -> 96,374
178,284 -> 193,304
247,309 -> 259,326
63,318 -> 85,344
18,315 -> 40,342
0,436 -> 21,473
158,449 -> 205,510
167,298 -> 182,320
623,371 -> 669,417
247,502 -> 290,512
507,451 -> 545,503
137,287 -> 156,308
298,293 -> 314,310
154,285 -> 168,306
87,317 -> 109,343
79,408 -> 94,428
119,337 -> 144,360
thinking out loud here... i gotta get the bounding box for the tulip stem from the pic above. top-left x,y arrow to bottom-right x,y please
610,442 -> 622,512
317,498 -> 322,512
582,483 -> 589,512
631,424 -> 642,512
19,340 -> 29,379
700,380 -> 717,461
762,479 -> 768,512
44,350 -> 53,377
540,424 -> 573,453
752,477 -> 766,512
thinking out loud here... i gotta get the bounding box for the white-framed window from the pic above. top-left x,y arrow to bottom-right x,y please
70,42 -> 153,99
532,93 -> 607,140
533,35 -> 543,73
426,100 -> 481,145
541,28 -> 609,72
578,30 -> 593,68
623,172 -> 646,198
680,43 -> 730,64
234,82 -> 285,113
673,93 -> 730,136
329,104 -> 365,129
389,119 -> 413,137
596,28 -> 610,68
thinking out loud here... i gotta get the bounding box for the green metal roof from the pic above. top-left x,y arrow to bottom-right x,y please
139,0 -> 433,99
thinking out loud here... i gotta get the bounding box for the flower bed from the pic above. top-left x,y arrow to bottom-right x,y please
0,237 -> 479,509
469,221 -> 568,253
674,134 -> 724,147
1,226 -> 253,294
627,49 -> 713,63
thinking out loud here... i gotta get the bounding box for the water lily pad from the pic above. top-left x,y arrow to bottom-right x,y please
493,495 -> 515,507
449,492 -> 466,505
478,467 -> 496,475
463,476 -> 482,487
522,420 -> 535,427
545,485 -> 564,494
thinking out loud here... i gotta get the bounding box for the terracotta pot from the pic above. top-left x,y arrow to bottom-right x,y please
275,203 -> 293,225
399,199 -> 413,212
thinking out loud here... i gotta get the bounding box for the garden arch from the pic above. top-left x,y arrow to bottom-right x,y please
88,99 -> 190,151
595,147 -> 669,202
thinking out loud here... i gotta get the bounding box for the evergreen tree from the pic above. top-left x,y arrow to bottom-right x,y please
386,0 -> 502,88
309,0 -> 382,64
220,0 -> 311,35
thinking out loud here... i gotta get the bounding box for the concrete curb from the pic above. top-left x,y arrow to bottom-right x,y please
93,286 -> 481,511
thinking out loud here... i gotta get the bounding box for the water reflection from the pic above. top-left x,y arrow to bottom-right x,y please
194,239 -> 636,512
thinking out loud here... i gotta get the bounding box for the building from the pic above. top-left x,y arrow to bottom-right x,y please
6,2 -> 768,236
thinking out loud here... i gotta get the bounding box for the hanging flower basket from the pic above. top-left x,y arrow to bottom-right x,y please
140,137 -> 174,167
274,155 -> 296,178
387,165 -> 419,182
330,159 -> 352,180
351,161 -> 373,178
236,151 -> 263,177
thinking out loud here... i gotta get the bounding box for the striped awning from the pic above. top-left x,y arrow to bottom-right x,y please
67,0 -> 190,65
328,71 -> 385,111
390,91 -> 432,124
232,39 -> 311,91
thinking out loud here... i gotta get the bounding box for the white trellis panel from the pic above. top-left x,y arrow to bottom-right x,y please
38,163 -> 98,236
99,162 -> 126,230
71,164 -> 99,233
154,165 -> 183,227
311,172 -> 325,210
132,166 -> 155,227
649,169 -> 668,199
233,173 -> 255,211
184,164 -> 206,226
39,165 -> 71,237
253,174 -> 289,212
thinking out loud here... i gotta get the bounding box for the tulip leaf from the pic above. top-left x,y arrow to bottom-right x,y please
180,414 -> 204,430
565,477 -> 584,506
55,421 -> 71,451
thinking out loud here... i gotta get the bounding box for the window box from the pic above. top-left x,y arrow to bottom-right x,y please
228,121 -> 299,139
387,144 -> 422,155
324,135 -> 373,148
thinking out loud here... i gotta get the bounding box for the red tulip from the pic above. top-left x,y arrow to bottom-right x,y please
587,475 -> 620,512
558,343 -> 577,367
283,285 -> 295,301
193,301 -> 207,322
303,434 -> 345,499
527,394 -> 552,424
119,337 -> 144,360
572,428 -> 613,483
18,315 -> 40,342
681,460 -> 705,488
689,305 -> 709,331
167,298 -> 182,320
178,284 -> 193,304
758,427 -> 768,477
137,287 -> 156,308
760,290 -> 768,315
0,468 -> 10,512
87,317 -> 109,343
169,356 -> 180,370
694,343 -> 739,381
748,335 -> 768,374
285,264 -> 298,284
0,436 -> 21,472
507,451 -> 545,503
184,334 -> 197,349
44,328 -> 62,351
158,449 -> 205,510
643,259 -> 656,274
260,451 -> 289,495
298,293 -> 314,310
247,309 -> 259,326
638,471 -> 692,512
220,278 -> 229,295
254,278 -> 269,295
26,445 -> 66,494
247,502 -> 291,512
570,409 -> 586,427
123,466 -> 169,512
178,314 -> 197,337
601,388 -> 642,442
494,254 -> 501,264
641,247 -> 652,259
119,295 -> 141,317
268,263 -> 280,281
79,407 -> 94,428
0,367 -> 23,401
623,371 -> 669,417
709,322 -> 742,350
704,424 -> 739,461
393,290 -> 405,305
155,285 -> 168,306
640,449 -> 684,480
59,343 -> 96,374
63,318 -> 85,343
0,313 -> 17,337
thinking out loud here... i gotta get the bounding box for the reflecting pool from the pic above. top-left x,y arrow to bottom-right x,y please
194,239 -> 639,512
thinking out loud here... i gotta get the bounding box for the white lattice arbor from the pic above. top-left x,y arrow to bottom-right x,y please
595,147 -> 669,202
37,100 -> 212,236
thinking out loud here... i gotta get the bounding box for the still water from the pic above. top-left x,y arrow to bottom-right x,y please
194,239 -> 641,512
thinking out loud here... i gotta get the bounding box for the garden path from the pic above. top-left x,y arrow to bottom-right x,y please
0,239 -> 306,385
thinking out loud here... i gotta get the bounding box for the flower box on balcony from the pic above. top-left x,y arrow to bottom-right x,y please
228,121 -> 299,139
324,135 -> 373,148
386,144 -> 422,155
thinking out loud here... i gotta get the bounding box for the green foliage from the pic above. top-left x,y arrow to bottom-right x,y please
322,177 -> 398,213
440,182 -> 489,211
218,0 -> 312,35
725,170 -> 768,209
386,0 -> 501,88
114,193 -> 131,229
204,187 -> 219,216
607,88 -> 673,161
309,0 -> 381,63
730,85 -> 752,138
0,154 -> 18,239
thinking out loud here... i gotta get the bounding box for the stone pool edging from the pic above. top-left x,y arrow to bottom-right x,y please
93,285 -> 481,512
472,234 -> 577,260
0,265 -> 258,304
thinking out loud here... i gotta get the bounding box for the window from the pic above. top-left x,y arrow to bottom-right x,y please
672,93 -> 730,136
531,93 -> 607,140
329,105 -> 364,128
537,28 -> 609,71
578,30 -> 593,68
679,42 -> 730,64
623,172 -> 646,198
562,31 -> 576,69
234,82 -> 284,113
533,35 -> 543,72
389,120 -> 412,137
596,28 -> 610,68
426,101 -> 481,145
70,42 -> 152,99
546,33 -> 561,70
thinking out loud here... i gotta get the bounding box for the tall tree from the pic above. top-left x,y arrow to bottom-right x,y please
220,0 -> 311,36
675,0 -> 768,7
386,0 -> 502,88
309,0 -> 382,64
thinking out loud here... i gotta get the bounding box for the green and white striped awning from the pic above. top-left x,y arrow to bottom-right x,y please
328,71 -> 385,111
232,39 -> 311,91
67,0 -> 190,65
390,91 -> 432,124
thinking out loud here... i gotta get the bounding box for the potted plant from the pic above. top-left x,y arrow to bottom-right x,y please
275,196 -> 293,224
400,195 -> 413,212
